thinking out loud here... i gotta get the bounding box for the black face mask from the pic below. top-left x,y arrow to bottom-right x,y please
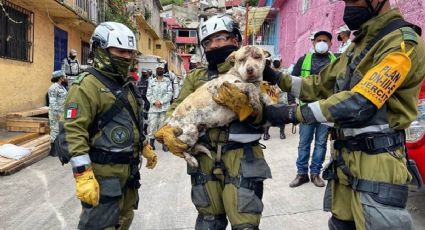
156,70 -> 164,76
343,6 -> 373,30
69,55 -> 76,59
205,45 -> 239,70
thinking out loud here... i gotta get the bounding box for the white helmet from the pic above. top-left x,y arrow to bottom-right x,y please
190,54 -> 201,63
90,22 -> 137,52
198,14 -> 241,46
273,55 -> 281,62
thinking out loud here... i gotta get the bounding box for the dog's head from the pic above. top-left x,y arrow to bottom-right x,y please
226,46 -> 271,83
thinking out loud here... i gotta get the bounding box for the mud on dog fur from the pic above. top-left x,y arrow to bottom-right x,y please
156,46 -> 277,167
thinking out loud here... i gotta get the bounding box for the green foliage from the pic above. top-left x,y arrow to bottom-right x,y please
160,0 -> 183,6
104,0 -> 137,32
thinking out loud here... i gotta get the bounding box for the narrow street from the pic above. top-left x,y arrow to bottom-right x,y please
1,127 -> 424,230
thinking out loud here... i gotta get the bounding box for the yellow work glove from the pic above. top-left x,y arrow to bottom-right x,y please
213,81 -> 253,121
74,168 -> 100,207
142,144 -> 158,169
155,124 -> 188,158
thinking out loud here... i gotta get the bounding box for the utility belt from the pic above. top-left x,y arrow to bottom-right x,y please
90,148 -> 134,164
324,131 -> 408,208
89,148 -> 141,189
333,131 -> 405,154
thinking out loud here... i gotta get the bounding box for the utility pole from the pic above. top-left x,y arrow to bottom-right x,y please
244,1 -> 249,45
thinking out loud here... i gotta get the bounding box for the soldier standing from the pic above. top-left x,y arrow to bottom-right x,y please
156,15 -> 271,230
55,22 -> 157,230
146,63 -> 173,151
62,49 -> 81,88
48,70 -> 67,156
264,0 -> 425,229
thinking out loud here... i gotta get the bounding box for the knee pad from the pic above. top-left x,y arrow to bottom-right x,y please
195,214 -> 228,230
232,224 -> 259,230
328,216 -> 356,230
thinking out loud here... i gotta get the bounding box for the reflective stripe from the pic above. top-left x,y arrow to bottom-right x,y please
342,124 -> 390,137
308,101 -> 328,123
70,154 -> 91,168
228,134 -> 262,143
290,76 -> 302,98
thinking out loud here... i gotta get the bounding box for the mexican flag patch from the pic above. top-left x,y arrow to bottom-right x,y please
64,103 -> 78,119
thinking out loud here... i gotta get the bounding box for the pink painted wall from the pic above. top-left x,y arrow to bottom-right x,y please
277,0 -> 425,67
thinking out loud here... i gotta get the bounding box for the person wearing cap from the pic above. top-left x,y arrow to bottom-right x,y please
288,30 -> 337,188
55,22 -> 157,229
146,63 -> 173,151
336,25 -> 352,53
189,54 -> 203,70
264,0 -> 425,228
156,14 -> 270,229
137,68 -> 151,135
61,48 -> 81,88
48,70 -> 67,156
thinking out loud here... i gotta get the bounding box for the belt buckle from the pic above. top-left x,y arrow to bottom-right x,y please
365,136 -> 375,150
351,177 -> 359,191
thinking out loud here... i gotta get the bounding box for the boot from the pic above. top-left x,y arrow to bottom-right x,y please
263,127 -> 270,140
311,174 -> 326,187
280,127 -> 286,139
150,138 -> 156,150
289,174 -> 309,188
49,143 -> 57,157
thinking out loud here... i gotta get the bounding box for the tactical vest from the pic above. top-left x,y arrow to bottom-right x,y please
334,19 -> 421,137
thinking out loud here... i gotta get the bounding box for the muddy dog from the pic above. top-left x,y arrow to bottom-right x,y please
156,46 -> 276,167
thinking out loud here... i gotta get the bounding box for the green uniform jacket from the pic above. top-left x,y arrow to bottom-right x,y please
167,61 -> 263,145
58,71 -> 141,186
278,9 -> 425,135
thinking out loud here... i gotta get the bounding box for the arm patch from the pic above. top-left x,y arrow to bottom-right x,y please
351,51 -> 412,108
400,27 -> 419,44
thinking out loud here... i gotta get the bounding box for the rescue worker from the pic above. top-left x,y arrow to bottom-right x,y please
55,22 -> 157,230
137,68 -> 150,135
62,48 -> 81,88
48,70 -> 67,156
263,0 -> 425,229
336,25 -> 352,53
289,30 -> 336,188
146,63 -> 173,151
156,14 -> 271,230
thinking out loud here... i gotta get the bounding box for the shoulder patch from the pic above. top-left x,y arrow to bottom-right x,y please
72,72 -> 90,85
400,27 -> 418,44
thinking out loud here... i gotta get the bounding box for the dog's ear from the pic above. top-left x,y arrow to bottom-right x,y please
226,51 -> 237,63
263,49 -> 271,58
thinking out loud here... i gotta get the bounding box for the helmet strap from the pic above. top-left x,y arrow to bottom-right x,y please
365,0 -> 387,16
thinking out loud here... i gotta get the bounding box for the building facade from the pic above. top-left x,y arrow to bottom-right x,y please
0,0 -> 103,117
274,0 -> 425,67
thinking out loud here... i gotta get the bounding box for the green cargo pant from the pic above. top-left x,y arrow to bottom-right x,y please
326,146 -> 413,230
78,164 -> 138,230
191,144 -> 271,228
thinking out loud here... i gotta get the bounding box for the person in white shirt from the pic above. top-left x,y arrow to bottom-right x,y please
336,25 -> 352,53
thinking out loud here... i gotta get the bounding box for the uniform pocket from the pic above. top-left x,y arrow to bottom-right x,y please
191,185 -> 210,208
240,158 -> 272,179
78,177 -> 122,230
323,181 -> 332,212
237,187 -> 263,214
360,192 -> 412,230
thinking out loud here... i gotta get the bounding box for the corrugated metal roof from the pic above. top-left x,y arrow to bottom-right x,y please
247,7 -> 271,34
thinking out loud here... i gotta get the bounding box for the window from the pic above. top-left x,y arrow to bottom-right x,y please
148,38 -> 151,49
179,30 -> 189,37
302,0 -> 309,14
156,44 -> 161,49
189,30 -> 197,37
0,0 -> 34,62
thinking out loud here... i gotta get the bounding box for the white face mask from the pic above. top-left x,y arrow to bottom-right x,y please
315,41 -> 329,54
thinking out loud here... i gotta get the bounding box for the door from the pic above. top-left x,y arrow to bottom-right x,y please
54,27 -> 68,71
